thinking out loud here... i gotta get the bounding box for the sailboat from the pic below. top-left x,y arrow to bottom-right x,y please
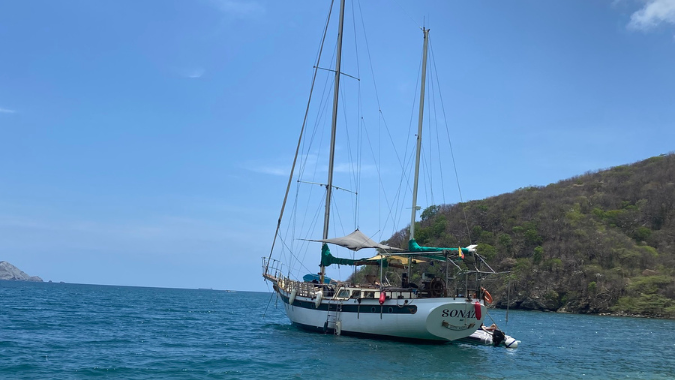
262,0 -> 495,342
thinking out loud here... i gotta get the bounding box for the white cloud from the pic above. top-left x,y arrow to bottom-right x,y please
243,156 -> 376,177
0,107 -> 16,114
628,0 -> 675,31
185,67 -> 205,79
210,0 -> 264,18
247,165 -> 290,176
243,154 -> 317,176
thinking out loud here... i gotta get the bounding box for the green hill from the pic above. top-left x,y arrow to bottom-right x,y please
376,153 -> 675,318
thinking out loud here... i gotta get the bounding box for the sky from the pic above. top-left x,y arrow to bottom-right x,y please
1,0 -> 674,291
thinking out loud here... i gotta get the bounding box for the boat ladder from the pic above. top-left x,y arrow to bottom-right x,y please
325,302 -> 343,335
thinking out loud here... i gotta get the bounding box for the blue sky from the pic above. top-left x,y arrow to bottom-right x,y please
1,0 -> 674,291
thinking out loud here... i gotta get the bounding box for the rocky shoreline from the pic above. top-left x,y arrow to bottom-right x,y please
0,261 -> 43,282
491,295 -> 674,319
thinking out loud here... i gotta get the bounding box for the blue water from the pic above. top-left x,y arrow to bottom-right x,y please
1,281 -> 674,379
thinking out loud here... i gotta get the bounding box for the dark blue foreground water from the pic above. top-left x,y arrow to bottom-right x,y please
1,281 -> 674,379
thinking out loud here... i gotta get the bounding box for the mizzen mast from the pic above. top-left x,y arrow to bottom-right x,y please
409,28 -> 430,242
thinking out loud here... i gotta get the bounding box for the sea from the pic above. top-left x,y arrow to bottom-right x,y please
1,281 -> 674,379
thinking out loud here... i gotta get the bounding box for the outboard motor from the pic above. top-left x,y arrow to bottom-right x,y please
492,329 -> 505,347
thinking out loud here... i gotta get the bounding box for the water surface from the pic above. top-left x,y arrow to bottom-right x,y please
1,281 -> 673,379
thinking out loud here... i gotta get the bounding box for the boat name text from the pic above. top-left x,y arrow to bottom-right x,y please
441,309 -> 476,319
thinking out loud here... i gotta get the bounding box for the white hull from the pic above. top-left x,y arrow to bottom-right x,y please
277,287 -> 485,342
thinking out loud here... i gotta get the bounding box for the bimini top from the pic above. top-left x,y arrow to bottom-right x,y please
308,229 -> 402,252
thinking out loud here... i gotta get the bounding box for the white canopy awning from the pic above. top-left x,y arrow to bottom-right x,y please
307,229 -> 403,251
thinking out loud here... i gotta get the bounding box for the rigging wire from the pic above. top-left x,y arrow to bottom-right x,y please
330,196 -> 346,281
262,287 -> 277,318
278,235 -> 313,278
394,55 -> 425,239
422,66 -> 434,208
332,189 -> 347,239
339,84 -> 356,207
283,5 -> 345,277
421,145 -> 433,208
296,191 -> 327,275
286,0 -> 364,280
360,117 -> 414,247
266,0 -> 335,275
356,0 -> 412,241
299,61 -> 334,180
420,59 -> 438,211
429,59 -> 447,205
429,36 -> 473,242
393,0 -> 423,30
352,0 -> 383,238
291,59 -> 337,274
298,23 -> 340,182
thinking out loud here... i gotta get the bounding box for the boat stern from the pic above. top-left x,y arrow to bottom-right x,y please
425,300 -> 485,341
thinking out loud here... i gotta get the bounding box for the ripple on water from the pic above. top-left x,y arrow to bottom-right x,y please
1,281 -> 675,379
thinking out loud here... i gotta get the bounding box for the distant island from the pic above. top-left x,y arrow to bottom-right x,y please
0,261 -> 43,282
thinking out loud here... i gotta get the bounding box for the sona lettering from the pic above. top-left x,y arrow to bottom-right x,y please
441,309 -> 476,319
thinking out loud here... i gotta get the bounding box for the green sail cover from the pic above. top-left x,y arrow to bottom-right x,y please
319,240 -> 472,267
320,244 -> 389,267
408,239 -> 471,255
321,243 -> 360,266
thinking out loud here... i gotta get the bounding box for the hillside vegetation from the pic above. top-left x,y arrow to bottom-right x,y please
381,154 -> 675,318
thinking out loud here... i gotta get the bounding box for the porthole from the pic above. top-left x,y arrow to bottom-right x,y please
388,307 -> 393,313
371,307 -> 376,312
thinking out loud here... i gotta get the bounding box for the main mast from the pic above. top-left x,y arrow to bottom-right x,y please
409,28 -> 430,243
320,0 -> 346,284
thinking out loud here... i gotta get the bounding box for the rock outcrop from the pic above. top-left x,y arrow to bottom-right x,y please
0,261 -> 43,282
